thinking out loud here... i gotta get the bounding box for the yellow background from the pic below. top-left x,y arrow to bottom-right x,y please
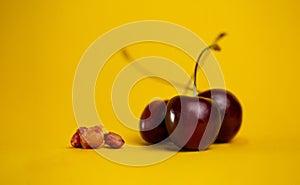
1,0 -> 300,184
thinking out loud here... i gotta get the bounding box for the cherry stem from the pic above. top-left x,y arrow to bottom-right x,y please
193,33 -> 226,96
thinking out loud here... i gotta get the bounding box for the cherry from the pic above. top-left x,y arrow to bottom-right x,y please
198,89 -> 242,143
165,33 -> 227,151
139,100 -> 169,144
165,96 -> 221,150
193,33 -> 242,143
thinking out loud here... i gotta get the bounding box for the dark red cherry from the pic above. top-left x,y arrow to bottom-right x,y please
139,100 -> 169,144
165,96 -> 222,151
198,89 -> 242,143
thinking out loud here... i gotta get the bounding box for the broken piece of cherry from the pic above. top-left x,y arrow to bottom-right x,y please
70,125 -> 125,149
70,129 -> 82,148
104,132 -> 125,149
79,126 -> 104,149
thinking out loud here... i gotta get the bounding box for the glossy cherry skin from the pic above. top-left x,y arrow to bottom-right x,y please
198,89 -> 242,143
165,96 -> 222,151
140,100 -> 169,144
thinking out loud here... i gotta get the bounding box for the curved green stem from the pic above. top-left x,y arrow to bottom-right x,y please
193,33 -> 226,96
193,47 -> 211,96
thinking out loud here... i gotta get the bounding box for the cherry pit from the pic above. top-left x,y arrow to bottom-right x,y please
140,33 -> 243,150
